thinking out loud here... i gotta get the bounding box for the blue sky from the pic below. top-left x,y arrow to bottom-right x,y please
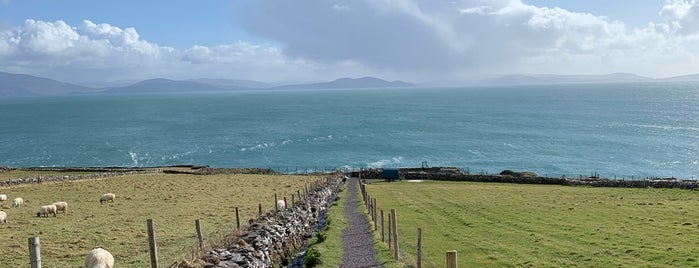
1,0 -> 698,83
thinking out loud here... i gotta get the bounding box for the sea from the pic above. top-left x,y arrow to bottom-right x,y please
1,82 -> 699,179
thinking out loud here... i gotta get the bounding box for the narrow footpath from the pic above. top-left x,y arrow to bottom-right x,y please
340,177 -> 382,267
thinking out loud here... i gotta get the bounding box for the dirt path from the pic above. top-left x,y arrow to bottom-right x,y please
340,177 -> 382,267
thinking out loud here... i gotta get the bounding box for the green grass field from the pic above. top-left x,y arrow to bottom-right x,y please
0,172 -> 319,267
365,180 -> 699,267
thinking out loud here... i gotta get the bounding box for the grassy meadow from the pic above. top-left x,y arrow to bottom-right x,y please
0,171 -> 319,267
365,180 -> 699,267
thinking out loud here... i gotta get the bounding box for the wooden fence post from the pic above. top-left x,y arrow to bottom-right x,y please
446,250 -> 457,268
380,210 -> 385,242
297,190 -> 301,201
29,236 -> 41,268
195,219 -> 204,250
391,208 -> 399,260
291,194 -> 295,205
284,197 -> 288,209
371,198 -> 379,231
417,228 -> 422,268
235,207 -> 240,229
387,212 -> 393,250
147,219 -> 159,268
258,203 -> 262,216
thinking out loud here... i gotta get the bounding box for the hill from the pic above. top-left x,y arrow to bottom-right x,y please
272,77 -> 414,90
0,71 -> 98,96
104,78 -> 227,94
661,73 -> 699,82
477,73 -> 652,85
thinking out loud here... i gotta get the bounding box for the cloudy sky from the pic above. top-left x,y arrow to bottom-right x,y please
1,0 -> 698,84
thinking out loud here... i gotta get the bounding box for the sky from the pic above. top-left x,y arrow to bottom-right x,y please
1,0 -> 698,84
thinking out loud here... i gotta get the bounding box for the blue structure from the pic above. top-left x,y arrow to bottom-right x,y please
382,168 -> 401,181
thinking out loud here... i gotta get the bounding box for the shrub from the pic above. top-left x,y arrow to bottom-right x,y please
304,247 -> 322,267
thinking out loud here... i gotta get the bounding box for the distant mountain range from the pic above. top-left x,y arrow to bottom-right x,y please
2,71 -> 699,96
0,72 -> 99,96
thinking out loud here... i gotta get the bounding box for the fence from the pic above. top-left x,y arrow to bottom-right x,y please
16,175 -> 339,267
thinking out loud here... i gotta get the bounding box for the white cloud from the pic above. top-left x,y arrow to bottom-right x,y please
234,0 -> 699,78
2,1 -> 699,83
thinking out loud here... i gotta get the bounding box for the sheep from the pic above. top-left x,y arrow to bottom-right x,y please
12,197 -> 23,208
53,201 -> 68,214
0,194 -> 6,203
85,247 -> 114,268
37,204 -> 57,217
99,193 -> 115,204
276,199 -> 286,210
0,210 -> 6,224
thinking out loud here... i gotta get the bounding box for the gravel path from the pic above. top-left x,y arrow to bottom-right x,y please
340,177 -> 382,267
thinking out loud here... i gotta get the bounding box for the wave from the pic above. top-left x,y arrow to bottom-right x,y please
239,135 -> 341,152
367,157 -> 403,168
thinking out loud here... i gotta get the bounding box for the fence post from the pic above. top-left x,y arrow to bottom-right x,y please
29,237 -> 41,268
446,250 -> 457,268
291,194 -> 295,205
391,208 -> 399,260
258,203 -> 262,216
195,219 -> 204,250
274,193 -> 278,211
147,219 -> 159,268
417,228 -> 422,268
235,207 -> 240,229
373,198 -> 378,231
297,190 -> 301,201
284,197 -> 288,209
388,212 -> 393,250
380,210 -> 385,242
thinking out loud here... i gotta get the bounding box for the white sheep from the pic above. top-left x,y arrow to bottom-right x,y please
53,201 -> 68,214
0,194 -> 6,203
37,204 -> 57,217
85,247 -> 114,268
99,193 -> 115,204
12,197 -> 23,208
0,210 -> 6,224
276,199 -> 286,210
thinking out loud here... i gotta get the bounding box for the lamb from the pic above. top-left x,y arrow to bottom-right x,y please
85,248 -> 114,268
53,201 -> 68,214
12,197 -> 23,208
99,193 -> 115,204
0,210 -> 6,224
276,199 -> 286,210
37,204 -> 57,217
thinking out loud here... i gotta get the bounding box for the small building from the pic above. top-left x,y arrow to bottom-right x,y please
382,168 -> 402,182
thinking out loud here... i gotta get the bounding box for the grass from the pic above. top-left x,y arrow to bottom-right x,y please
365,180 -> 699,267
305,184 -> 346,267
0,172 -> 320,267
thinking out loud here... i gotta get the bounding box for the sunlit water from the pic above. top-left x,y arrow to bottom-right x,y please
2,82 -> 698,178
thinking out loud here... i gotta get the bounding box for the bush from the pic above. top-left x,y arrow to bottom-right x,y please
304,247 -> 322,267
500,170 -> 537,178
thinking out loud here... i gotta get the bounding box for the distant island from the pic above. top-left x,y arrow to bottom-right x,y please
2,70 -> 699,96
0,71 -> 414,96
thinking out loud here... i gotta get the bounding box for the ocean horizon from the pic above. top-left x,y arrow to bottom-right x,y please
1,82 -> 698,179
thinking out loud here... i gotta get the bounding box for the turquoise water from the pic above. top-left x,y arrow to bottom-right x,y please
1,82 -> 699,178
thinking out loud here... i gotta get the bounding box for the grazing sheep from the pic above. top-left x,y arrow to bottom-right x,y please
0,194 -> 6,203
37,204 -> 57,217
12,197 -> 23,208
0,210 -> 6,224
85,248 -> 114,268
276,199 -> 286,210
99,193 -> 115,204
53,201 -> 68,214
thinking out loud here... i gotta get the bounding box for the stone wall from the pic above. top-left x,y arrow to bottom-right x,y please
183,176 -> 343,268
